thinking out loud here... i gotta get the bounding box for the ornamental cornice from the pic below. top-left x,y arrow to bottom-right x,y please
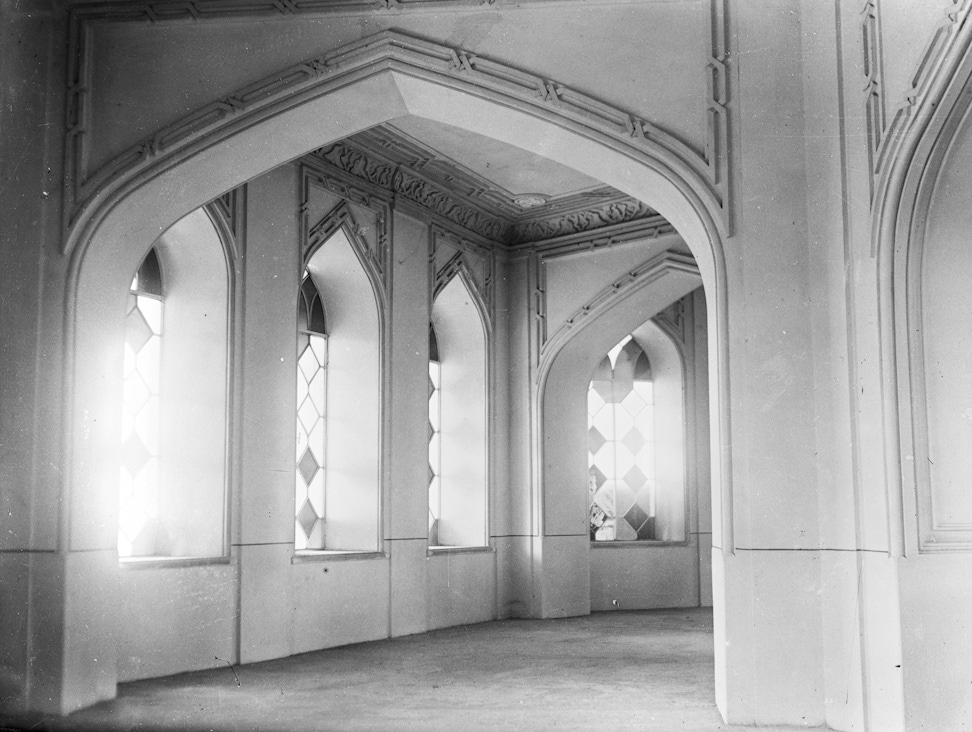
310,137 -> 660,247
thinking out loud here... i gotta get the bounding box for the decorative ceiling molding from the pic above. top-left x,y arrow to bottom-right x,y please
63,15 -> 732,249
517,216 -> 677,260
349,124 -> 638,224
310,137 -> 660,247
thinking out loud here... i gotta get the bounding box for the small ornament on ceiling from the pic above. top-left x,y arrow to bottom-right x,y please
512,193 -> 549,210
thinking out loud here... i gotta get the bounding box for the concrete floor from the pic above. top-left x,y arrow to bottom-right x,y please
5,609 -> 827,732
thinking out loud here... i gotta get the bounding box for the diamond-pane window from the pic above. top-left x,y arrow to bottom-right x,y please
295,270 -> 328,551
119,251 -> 164,558
428,349 -> 442,545
588,334 -> 656,542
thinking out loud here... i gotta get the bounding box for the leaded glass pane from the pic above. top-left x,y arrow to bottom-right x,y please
139,295 -> 163,335
587,334 -> 657,542
298,344 -> 319,381
428,359 -> 442,543
119,263 -> 162,559
295,331 -> 327,550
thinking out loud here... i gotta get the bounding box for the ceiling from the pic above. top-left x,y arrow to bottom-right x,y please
311,116 -> 671,248
386,117 -> 604,200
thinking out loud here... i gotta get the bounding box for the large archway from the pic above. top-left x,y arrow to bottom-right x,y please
873,28 -> 972,729
62,34 -> 734,718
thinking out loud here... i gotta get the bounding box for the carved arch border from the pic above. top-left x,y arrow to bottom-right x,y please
531,250 -> 732,552
874,15 -> 972,554
429,231 -> 494,549
302,196 -> 391,549
304,199 -> 390,312
63,25 -> 730,253
538,251 -> 700,377
430,226 -> 495,333
867,1 -> 972,199
197,198 -> 245,558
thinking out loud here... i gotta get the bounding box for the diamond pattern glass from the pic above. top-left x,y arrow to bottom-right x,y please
295,332 -> 327,550
119,287 -> 163,558
588,334 -> 656,542
428,360 -> 442,543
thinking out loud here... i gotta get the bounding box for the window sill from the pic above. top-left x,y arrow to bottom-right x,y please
590,540 -> 691,549
291,550 -> 386,564
428,544 -> 494,556
119,555 -> 232,570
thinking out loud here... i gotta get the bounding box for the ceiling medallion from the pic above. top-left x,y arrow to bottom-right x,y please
512,194 -> 549,210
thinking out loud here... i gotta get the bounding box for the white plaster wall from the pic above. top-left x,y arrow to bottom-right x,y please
85,4 -> 709,179
154,212 -> 230,558
115,564 -> 237,683
0,2 -> 67,714
895,81 -> 972,731
427,551 -> 496,630
899,554 -> 972,730
590,545 -> 699,611
432,276 -> 488,547
718,2 -> 825,725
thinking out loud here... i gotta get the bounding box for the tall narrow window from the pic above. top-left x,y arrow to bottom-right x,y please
119,249 -> 164,557
428,324 -> 442,544
295,272 -> 328,550
116,208 -> 230,561
588,335 -> 656,541
429,275 -> 488,547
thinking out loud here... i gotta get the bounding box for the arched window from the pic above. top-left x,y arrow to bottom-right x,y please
429,275 -> 488,548
119,249 -> 164,557
295,272 -> 328,550
588,335 -> 657,541
428,323 -> 442,544
296,226 -> 381,553
118,208 -> 231,560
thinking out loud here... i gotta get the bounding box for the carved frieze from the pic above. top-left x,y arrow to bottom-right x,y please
312,137 -> 660,248
506,200 -> 657,246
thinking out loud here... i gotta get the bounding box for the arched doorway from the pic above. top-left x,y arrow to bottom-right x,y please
62,31 -> 734,718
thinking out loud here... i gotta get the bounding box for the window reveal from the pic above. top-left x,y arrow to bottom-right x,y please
428,324 -> 441,544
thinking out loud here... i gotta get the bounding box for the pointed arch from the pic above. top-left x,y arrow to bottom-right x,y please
874,20 -> 972,555
429,272 -> 489,547
57,38 -> 735,714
